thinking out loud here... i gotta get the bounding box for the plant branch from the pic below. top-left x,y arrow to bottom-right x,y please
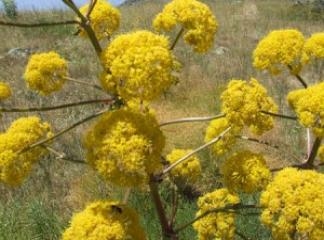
260,111 -> 297,120
288,65 -> 308,88
0,19 -> 79,28
62,0 -> 102,56
162,127 -> 231,176
175,204 -> 260,233
86,0 -> 98,18
170,28 -> 184,51
64,76 -> 105,92
159,113 -> 225,127
19,108 -> 110,153
237,135 -> 280,149
0,98 -> 114,113
45,146 -> 86,164
301,137 -> 322,169
122,188 -> 132,204
169,184 -> 179,227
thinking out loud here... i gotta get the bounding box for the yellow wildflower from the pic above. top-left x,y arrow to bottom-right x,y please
205,118 -> 241,156
101,30 -> 180,102
253,29 -> 305,74
24,51 -> 68,95
153,0 -> 218,53
260,168 -> 324,240
0,82 -> 11,100
193,188 -> 240,240
79,0 -> 120,40
62,201 -> 147,240
221,78 -> 278,135
221,150 -> 271,193
287,82 -> 324,137
166,149 -> 202,185
84,109 -> 165,187
302,32 -> 324,64
0,116 -> 52,186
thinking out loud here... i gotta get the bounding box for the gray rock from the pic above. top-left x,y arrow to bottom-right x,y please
214,46 -> 230,56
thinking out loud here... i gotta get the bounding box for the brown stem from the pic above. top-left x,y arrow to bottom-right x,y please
0,98 -> 114,113
260,111 -> 297,120
170,28 -> 184,51
301,137 -> 322,169
149,177 -> 178,240
0,19 -> 79,28
86,0 -> 98,18
62,0 -> 102,56
287,65 -> 308,88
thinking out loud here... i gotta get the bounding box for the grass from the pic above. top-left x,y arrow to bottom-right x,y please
0,0 -> 323,239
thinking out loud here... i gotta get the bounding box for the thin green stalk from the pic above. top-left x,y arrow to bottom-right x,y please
162,127 -> 231,175
19,108 -> 110,153
0,98 -> 114,112
159,113 -> 225,127
175,204 -> 260,233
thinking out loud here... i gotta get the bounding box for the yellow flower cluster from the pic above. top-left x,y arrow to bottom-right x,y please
253,29 -> 305,74
193,188 -> 240,240
221,151 -> 271,193
101,30 -> 180,102
0,82 -> 11,100
153,0 -> 218,53
302,32 -> 324,64
0,116 -> 52,186
79,0 -> 120,40
24,51 -> 68,95
287,82 -> 324,137
84,109 -> 165,187
318,145 -> 324,162
260,168 -> 324,240
166,149 -> 201,185
205,118 -> 240,156
62,201 -> 147,240
221,78 -> 278,135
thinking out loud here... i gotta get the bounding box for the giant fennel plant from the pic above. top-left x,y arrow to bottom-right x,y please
0,0 -> 323,239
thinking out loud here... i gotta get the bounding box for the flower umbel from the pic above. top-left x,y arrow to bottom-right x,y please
79,0 -> 120,40
62,201 -> 147,240
287,82 -> 324,137
0,116 -> 52,186
0,81 -> 11,100
24,51 -> 68,95
221,78 -> 278,135
153,0 -> 218,53
193,188 -> 240,240
260,168 -> 324,240
302,32 -> 324,64
253,29 -> 305,74
166,148 -> 202,185
84,109 -> 165,187
221,150 -> 271,193
101,30 -> 180,102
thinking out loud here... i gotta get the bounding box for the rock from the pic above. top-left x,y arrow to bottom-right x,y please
213,46 -> 230,56
6,47 -> 33,59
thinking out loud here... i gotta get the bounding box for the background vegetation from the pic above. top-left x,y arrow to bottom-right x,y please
0,0 -> 323,239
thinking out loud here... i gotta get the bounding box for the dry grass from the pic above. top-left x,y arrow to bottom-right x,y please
0,0 -> 323,238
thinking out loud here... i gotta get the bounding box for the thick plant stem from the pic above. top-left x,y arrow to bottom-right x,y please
302,137 -> 322,169
149,177 -> 178,240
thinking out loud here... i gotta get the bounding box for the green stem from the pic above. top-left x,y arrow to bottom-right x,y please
0,98 -> 114,112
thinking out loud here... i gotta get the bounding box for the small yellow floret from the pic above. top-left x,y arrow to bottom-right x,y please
79,0 -> 120,40
205,118 -> 241,156
0,82 -> 11,100
302,32 -> 324,64
221,150 -> 271,193
62,201 -> 147,240
260,168 -> 324,240
0,116 -> 52,186
287,82 -> 324,137
193,188 -> 240,240
221,78 -> 278,135
166,149 -> 201,185
253,29 -> 305,74
24,51 -> 68,95
84,109 -> 165,187
153,0 -> 218,53
101,30 -> 180,102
